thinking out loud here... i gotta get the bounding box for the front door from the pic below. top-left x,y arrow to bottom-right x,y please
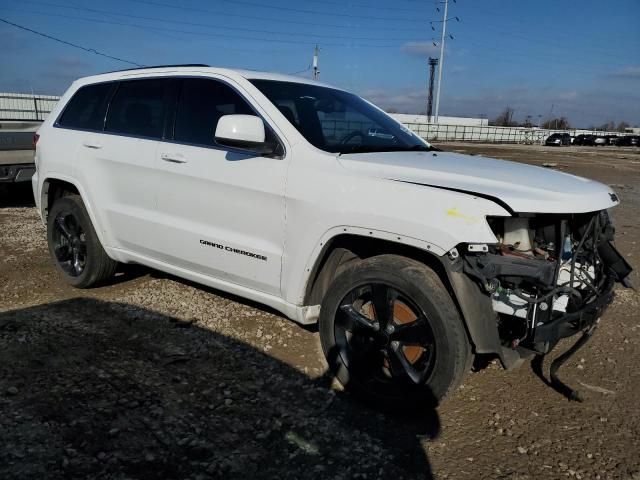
153,77 -> 288,296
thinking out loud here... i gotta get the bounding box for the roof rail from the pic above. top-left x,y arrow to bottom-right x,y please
105,64 -> 210,74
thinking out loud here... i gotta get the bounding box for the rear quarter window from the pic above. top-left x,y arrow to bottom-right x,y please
57,83 -> 114,131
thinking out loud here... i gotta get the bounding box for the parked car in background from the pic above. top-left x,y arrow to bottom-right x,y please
616,135 -> 639,147
573,134 -> 595,146
605,135 -> 619,146
594,135 -> 608,146
544,132 -> 571,146
0,120 -> 41,185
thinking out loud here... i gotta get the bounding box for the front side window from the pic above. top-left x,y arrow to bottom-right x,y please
173,78 -> 282,154
250,79 -> 433,154
57,83 -> 114,131
174,78 -> 258,146
105,79 -> 169,139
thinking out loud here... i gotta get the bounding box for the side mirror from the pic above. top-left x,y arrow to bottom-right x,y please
215,114 -> 275,155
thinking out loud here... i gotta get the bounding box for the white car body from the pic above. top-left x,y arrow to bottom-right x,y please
32,66 -> 620,338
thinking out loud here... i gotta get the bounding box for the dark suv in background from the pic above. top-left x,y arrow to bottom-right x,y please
617,135 -> 639,147
545,132 -> 571,146
573,134 -> 596,146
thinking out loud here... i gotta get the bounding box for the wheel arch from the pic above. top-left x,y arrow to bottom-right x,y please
40,175 -> 108,249
303,233 -> 447,306
41,176 -> 80,221
303,232 -> 510,365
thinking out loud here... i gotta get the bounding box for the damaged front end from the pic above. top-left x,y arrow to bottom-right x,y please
458,210 -> 632,359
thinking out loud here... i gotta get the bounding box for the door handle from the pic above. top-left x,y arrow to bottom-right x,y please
83,141 -> 102,149
160,153 -> 187,164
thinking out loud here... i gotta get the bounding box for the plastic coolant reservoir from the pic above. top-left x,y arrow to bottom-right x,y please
503,218 -> 533,251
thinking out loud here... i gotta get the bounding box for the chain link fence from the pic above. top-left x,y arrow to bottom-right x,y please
401,122 -> 621,144
0,93 -> 60,121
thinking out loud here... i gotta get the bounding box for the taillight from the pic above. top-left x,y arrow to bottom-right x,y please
33,133 -> 40,148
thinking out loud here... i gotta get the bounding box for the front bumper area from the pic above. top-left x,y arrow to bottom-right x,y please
460,211 -> 632,361
532,275 -> 615,344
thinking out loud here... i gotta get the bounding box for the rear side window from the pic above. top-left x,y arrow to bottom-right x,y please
105,79 -> 169,139
174,78 -> 253,146
57,83 -> 113,130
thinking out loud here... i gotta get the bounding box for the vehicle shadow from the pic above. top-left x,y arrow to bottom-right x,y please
0,182 -> 36,208
0,298 -> 439,479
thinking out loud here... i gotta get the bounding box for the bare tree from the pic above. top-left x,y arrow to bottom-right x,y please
542,117 -> 570,130
492,106 -> 515,126
616,121 -> 630,132
598,121 -> 616,131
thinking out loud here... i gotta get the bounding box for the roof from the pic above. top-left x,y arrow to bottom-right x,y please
73,65 -> 333,89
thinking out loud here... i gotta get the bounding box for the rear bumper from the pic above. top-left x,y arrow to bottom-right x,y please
0,164 -> 36,183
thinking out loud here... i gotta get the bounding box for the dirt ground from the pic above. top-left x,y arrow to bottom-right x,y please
1,143 -> 639,480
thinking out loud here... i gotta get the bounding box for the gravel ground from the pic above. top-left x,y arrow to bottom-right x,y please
1,144 -> 639,480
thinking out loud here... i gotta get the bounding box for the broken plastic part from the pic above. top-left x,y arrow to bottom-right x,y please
548,324 -> 598,402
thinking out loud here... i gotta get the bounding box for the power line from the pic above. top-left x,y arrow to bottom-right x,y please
2,8 -> 416,48
303,0 -> 430,14
14,1 -> 430,43
125,0 -> 430,33
470,7 -> 637,58
208,0 -> 429,23
0,17 -> 143,66
288,66 -> 312,75
454,35 -> 625,74
475,25 -> 634,64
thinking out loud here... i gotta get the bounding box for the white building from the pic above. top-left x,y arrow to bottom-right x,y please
390,113 -> 488,127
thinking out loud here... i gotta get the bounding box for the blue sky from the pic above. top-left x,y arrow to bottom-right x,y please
1,0 -> 638,127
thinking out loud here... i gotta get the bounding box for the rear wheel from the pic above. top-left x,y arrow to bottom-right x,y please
319,254 -> 472,408
47,195 -> 117,288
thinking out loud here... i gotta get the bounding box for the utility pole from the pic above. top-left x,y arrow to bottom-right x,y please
433,0 -> 448,123
427,57 -> 438,122
312,45 -> 320,80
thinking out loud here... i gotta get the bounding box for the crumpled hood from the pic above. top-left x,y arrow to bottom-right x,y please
338,150 -> 618,213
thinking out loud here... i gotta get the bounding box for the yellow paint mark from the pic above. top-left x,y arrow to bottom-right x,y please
446,207 -> 479,223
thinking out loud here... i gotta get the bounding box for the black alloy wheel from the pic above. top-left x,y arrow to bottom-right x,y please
47,195 -> 118,288
51,211 -> 87,277
319,254 -> 472,408
335,283 -> 437,387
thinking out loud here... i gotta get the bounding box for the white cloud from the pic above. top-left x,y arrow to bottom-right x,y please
400,42 -> 440,57
610,66 -> 640,79
360,86 -> 640,127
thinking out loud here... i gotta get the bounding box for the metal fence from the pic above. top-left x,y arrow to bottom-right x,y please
0,93 -> 61,121
402,122 -> 622,144
319,118 -> 622,145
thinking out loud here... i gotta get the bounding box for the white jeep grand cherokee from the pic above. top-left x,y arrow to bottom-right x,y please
33,65 -> 631,406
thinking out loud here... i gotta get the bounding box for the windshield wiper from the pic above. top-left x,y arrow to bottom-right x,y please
338,144 -> 438,155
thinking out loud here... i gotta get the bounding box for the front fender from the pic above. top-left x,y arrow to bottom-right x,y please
282,178 -> 510,306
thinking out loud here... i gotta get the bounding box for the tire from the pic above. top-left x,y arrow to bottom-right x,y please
319,254 -> 472,409
47,194 -> 117,288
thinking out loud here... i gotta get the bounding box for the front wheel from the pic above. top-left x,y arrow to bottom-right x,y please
47,194 -> 117,288
319,254 -> 472,408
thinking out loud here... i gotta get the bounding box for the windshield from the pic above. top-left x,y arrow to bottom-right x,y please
250,79 -> 433,154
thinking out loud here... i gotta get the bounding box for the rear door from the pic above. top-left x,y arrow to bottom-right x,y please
152,77 -> 288,296
74,78 -> 175,254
